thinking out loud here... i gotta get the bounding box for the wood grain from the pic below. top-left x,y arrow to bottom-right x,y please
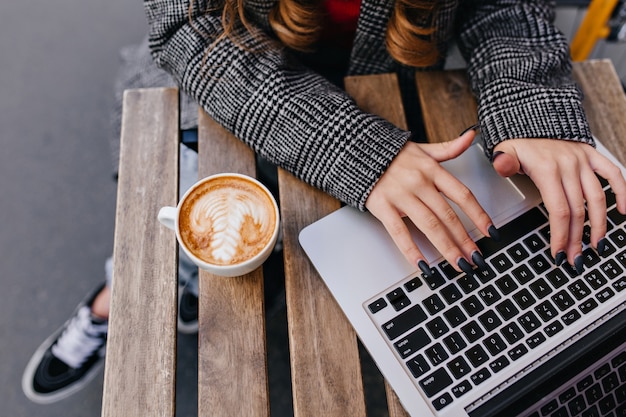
196,111 -> 270,417
102,88 -> 179,417
415,70 -> 478,143
573,60 -> 626,165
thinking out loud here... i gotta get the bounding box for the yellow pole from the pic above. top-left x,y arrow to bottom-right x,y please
570,0 -> 619,61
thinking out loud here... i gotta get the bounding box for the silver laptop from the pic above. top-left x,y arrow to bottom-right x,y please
299,137 -> 626,417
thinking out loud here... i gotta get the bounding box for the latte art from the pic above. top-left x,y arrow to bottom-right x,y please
178,177 -> 277,266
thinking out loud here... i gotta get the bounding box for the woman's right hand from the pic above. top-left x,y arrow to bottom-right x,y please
365,129 -> 496,274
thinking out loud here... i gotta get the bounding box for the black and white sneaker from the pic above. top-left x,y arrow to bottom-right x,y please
178,282 -> 198,334
22,283 -> 108,404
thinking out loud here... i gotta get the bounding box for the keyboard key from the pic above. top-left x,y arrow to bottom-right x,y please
609,206 -> 626,227
595,363 -> 611,380
583,247 -> 602,268
432,392 -> 453,411
598,393 -> 617,415
581,405 -> 600,417
518,311 -> 542,332
423,294 -> 445,315
585,269 -> 608,290
443,332 -> 467,354
478,285 -> 502,306
561,309 -> 581,326
496,299 -> 519,321
541,399 -> 559,415
597,287 -> 616,303
394,327 -> 431,359
451,380 -> 472,398
404,277 -> 423,292
552,290 -> 575,311
438,260 -> 460,280
526,332 -> 546,349
529,278 -> 553,299
617,250 -> 626,269
601,259 -> 624,279
512,265 -> 534,285
489,355 -> 510,373
501,322 -> 525,344
508,343 -> 529,361
569,395 -> 587,415
476,265 -> 497,284
513,288 -> 537,310
426,317 -> 450,339
368,298 -> 387,314
457,274 -> 480,294
423,267 -> 447,290
425,343 -> 449,366
478,310 -> 502,332
507,243 -> 529,263
579,298 -> 599,314
546,268 -> 569,289
447,356 -> 472,378
462,321 -> 485,343
440,283 -> 463,304
585,383 -> 603,404
544,320 -> 564,337
461,295 -> 485,316
443,306 -> 467,328
419,367 -> 453,397
610,228 -> 626,248
535,300 -> 559,322
495,274 -> 518,295
602,371 -> 619,393
382,304 -> 427,340
470,367 -> 491,386
528,254 -> 551,274
491,253 -> 513,273
578,375 -> 594,392
466,344 -> 489,367
568,279 -> 592,300
484,333 -> 507,355
613,277 -> 626,292
523,233 -> 546,253
559,387 -> 577,403
406,354 -> 430,378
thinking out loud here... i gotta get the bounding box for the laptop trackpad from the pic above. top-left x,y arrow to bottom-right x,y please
440,144 -> 526,235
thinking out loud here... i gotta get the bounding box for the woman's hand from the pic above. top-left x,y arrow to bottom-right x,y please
491,139 -> 626,272
365,129 -> 495,275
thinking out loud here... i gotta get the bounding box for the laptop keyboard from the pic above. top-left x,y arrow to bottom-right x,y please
366,181 -> 626,413
520,342 -> 626,417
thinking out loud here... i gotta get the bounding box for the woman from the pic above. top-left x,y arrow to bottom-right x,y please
147,0 -> 625,272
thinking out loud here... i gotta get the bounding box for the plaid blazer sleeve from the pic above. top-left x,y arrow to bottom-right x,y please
143,0 -> 410,210
456,0 -> 594,157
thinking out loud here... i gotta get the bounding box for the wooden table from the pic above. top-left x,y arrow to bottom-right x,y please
100,60 -> 626,417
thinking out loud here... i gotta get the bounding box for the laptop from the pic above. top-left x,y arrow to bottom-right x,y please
299,137 -> 626,417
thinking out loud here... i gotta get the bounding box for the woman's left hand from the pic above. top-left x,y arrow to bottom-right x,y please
491,139 -> 626,270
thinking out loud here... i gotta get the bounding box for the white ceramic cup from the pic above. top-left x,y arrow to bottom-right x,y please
158,173 -> 280,277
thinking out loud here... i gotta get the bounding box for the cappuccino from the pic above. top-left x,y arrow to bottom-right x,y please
178,176 -> 278,266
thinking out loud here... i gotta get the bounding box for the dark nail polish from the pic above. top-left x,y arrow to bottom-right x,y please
457,258 -> 474,276
459,123 -> 480,136
597,238 -> 608,256
471,251 -> 488,271
489,151 -> 505,164
418,260 -> 433,278
488,225 -> 501,242
555,251 -> 567,267
574,255 -> 584,275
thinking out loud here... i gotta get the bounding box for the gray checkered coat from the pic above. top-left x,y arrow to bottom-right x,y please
143,0 -> 594,210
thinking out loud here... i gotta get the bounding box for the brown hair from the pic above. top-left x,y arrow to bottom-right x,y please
210,0 -> 440,67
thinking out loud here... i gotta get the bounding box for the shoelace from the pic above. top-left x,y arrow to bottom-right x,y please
51,306 -> 107,369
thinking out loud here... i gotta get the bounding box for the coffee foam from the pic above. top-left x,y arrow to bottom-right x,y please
179,177 -> 276,266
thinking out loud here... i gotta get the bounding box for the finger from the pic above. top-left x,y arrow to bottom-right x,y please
589,151 -> 626,214
402,192 -> 476,273
420,130 -> 476,162
492,151 -> 522,177
560,164 -> 586,268
371,202 -> 427,270
581,167 -> 607,250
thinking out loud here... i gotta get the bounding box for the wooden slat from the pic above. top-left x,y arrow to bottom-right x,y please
102,88 -> 179,417
196,111 -> 270,417
344,73 -> 411,417
415,70 -> 478,144
573,59 -> 626,164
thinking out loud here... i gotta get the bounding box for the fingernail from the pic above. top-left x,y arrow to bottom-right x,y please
488,224 -> 501,242
597,238 -> 608,256
489,151 -> 505,164
459,123 -> 480,136
554,251 -> 567,267
418,260 -> 434,278
457,258 -> 474,276
471,251 -> 488,271
574,255 -> 584,275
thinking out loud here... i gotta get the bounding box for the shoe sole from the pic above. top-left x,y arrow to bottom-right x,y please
21,283 -> 106,404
